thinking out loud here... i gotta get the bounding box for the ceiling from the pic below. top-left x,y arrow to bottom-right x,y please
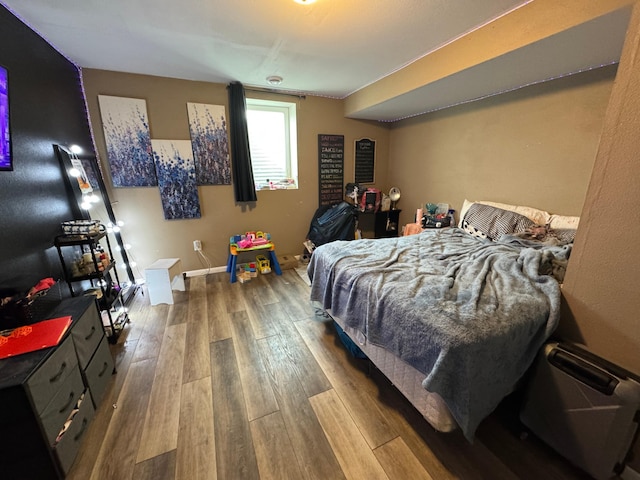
1,0 -> 633,121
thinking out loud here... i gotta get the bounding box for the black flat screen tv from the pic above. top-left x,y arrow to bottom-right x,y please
1,64 -> 11,171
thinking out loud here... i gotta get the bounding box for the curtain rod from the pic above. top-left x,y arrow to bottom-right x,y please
243,86 -> 306,100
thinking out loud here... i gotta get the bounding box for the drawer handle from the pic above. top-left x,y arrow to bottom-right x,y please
49,362 -> 67,383
59,391 -> 75,414
84,325 -> 97,341
98,361 -> 109,377
74,418 -> 88,442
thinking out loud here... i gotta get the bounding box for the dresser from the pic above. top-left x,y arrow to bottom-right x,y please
0,296 -> 114,479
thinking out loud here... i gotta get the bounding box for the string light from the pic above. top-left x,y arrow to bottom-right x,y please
80,195 -> 92,210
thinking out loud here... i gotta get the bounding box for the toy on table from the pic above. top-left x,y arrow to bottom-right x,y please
228,231 -> 281,283
234,231 -> 272,249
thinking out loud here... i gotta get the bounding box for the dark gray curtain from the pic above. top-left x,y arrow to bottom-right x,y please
227,81 -> 257,202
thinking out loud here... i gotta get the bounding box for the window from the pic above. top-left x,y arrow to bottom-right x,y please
246,98 -> 298,190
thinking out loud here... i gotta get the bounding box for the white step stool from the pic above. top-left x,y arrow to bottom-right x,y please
145,258 -> 186,305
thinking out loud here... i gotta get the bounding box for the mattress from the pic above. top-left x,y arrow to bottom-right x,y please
331,311 -> 457,433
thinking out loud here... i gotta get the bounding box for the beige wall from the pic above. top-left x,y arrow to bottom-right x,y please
82,70 -> 390,274
560,3 -> 640,377
387,65 -> 616,222
562,5 -> 640,467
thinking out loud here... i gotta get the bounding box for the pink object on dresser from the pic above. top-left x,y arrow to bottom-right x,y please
403,223 -> 423,236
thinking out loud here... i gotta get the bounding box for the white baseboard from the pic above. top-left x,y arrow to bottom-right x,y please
184,254 -> 304,278
184,266 -> 227,277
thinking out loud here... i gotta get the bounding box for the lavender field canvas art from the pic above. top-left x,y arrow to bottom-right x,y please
98,95 -> 157,187
151,139 -> 201,220
187,102 -> 231,185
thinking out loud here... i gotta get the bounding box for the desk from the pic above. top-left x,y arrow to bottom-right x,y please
145,258 -> 186,305
227,241 -> 282,283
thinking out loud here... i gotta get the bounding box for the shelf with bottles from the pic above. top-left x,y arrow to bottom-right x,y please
54,233 -> 114,285
54,232 -> 128,343
84,275 -> 122,310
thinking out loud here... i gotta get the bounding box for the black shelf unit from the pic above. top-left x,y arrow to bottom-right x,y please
358,209 -> 402,238
54,232 -> 129,343
54,146 -> 139,308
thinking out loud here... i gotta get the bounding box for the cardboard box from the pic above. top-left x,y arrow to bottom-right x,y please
277,255 -> 298,270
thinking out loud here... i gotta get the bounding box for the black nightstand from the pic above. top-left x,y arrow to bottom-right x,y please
357,209 -> 401,238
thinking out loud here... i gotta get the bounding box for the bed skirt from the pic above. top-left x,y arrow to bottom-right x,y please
330,310 -> 458,433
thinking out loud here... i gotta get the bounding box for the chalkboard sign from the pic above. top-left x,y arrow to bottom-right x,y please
354,138 -> 375,184
318,134 -> 344,206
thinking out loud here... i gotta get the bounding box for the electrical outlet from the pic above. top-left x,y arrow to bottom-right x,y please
193,240 -> 202,251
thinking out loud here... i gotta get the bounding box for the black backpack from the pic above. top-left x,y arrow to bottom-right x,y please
306,201 -> 358,249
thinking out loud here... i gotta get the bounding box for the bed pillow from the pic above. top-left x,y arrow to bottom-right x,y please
549,214 -> 580,230
462,203 -> 536,240
552,228 -> 577,244
459,199 -> 551,228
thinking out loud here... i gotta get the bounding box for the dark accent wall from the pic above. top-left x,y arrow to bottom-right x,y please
0,6 -> 94,292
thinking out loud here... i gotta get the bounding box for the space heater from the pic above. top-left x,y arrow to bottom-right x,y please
520,342 -> 640,480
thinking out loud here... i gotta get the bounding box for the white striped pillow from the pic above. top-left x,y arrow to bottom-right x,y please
462,203 -> 535,241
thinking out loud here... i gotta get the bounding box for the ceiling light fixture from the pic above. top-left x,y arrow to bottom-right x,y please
266,75 -> 283,86
294,0 -> 317,4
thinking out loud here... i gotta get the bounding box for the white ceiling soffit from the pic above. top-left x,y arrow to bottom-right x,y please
348,7 -> 632,121
0,0 -> 632,122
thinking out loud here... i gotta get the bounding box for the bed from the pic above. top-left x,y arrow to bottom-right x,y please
308,200 -> 577,441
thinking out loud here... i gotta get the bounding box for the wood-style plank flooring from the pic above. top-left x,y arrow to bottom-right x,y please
67,269 -> 591,479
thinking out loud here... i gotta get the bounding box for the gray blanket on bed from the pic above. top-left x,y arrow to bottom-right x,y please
308,228 -> 569,440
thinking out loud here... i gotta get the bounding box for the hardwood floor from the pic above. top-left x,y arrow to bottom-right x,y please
67,269 -> 592,480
